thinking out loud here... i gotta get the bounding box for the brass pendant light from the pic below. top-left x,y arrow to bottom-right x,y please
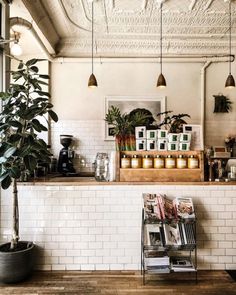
225,0 -> 235,89
156,3 -> 166,88
88,1 -> 98,88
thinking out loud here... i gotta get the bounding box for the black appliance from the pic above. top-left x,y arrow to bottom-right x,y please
57,135 -> 78,176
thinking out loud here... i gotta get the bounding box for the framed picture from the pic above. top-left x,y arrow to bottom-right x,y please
104,96 -> 166,140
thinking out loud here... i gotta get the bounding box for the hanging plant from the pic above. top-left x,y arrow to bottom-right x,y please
213,94 -> 232,113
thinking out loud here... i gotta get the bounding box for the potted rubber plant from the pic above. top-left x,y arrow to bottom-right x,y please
0,58 -> 58,283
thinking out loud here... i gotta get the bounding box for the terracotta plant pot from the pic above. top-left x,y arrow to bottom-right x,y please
115,135 -> 136,151
0,241 -> 35,283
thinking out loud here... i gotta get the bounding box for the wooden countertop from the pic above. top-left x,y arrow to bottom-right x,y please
17,176 -> 236,186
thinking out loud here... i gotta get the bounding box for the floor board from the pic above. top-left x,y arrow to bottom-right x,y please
0,270 -> 235,295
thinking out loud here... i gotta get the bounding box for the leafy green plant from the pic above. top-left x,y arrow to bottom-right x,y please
0,58 -> 58,250
105,106 -> 151,136
156,111 -> 190,133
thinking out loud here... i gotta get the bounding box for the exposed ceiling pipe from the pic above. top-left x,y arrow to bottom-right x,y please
53,55 -> 234,64
9,17 -> 55,61
201,61 -> 212,148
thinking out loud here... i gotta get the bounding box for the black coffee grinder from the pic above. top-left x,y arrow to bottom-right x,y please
57,135 -> 78,176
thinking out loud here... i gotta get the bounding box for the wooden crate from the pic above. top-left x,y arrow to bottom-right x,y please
117,150 -> 204,182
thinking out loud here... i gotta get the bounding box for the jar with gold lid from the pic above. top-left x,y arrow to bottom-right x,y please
188,155 -> 199,169
165,155 -> 176,169
176,154 -> 187,169
154,155 -> 165,169
131,154 -> 142,168
142,155 -> 153,169
121,154 -> 131,168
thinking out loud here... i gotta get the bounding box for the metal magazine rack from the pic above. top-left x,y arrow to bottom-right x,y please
141,208 -> 197,285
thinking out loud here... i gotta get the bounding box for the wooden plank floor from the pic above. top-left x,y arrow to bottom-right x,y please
0,270 -> 235,295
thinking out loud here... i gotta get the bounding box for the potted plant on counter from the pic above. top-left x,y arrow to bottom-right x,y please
0,58 -> 58,283
105,106 -> 151,150
156,111 -> 190,133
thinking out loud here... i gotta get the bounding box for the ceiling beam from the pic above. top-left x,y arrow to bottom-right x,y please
21,0 -> 60,50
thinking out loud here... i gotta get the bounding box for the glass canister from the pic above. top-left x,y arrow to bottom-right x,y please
165,155 -> 176,169
94,153 -> 109,181
131,155 -> 142,168
176,155 -> 187,169
154,155 -> 165,168
121,154 -> 131,168
142,155 -> 153,168
188,155 -> 199,169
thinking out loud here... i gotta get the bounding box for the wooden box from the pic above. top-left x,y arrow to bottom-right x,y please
116,150 -> 204,182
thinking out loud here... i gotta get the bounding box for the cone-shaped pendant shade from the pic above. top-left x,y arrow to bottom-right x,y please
225,73 -> 235,88
225,1 -> 234,89
88,73 -> 98,88
156,73 -> 166,88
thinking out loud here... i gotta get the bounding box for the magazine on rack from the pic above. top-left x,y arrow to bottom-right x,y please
163,223 -> 182,246
163,196 -> 177,220
143,193 -> 161,221
145,224 -> 163,247
174,197 -> 195,219
170,256 -> 195,272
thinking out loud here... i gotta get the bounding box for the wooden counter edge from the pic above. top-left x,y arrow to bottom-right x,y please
17,178 -> 236,186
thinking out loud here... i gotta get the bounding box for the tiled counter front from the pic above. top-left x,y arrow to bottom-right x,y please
1,184 -> 236,271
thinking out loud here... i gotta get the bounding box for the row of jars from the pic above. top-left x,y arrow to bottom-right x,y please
121,154 -> 199,169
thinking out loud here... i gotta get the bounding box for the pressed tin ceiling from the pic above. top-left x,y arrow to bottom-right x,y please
13,0 -> 236,57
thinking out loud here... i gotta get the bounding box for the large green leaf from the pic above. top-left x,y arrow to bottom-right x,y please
39,74 -> 50,79
8,121 -> 22,128
18,62 -> 24,69
48,110 -> 58,122
0,156 -> 7,164
31,119 -> 42,132
24,155 -> 37,171
0,172 -> 9,182
30,66 -> 39,73
26,59 -> 38,66
3,147 -> 16,158
1,175 -> 12,190
9,167 -> 21,179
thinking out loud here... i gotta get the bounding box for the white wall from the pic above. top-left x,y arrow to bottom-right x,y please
51,58 -> 236,149
1,184 -> 236,271
51,60 -> 201,123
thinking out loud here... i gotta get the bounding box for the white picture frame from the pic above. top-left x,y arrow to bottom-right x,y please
104,96 -> 166,140
183,124 -> 203,151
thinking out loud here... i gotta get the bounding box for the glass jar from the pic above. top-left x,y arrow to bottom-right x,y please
188,155 -> 199,169
154,155 -> 165,168
165,155 -> 176,169
142,155 -> 153,168
121,154 -> 131,169
131,155 -> 141,168
94,153 -> 109,181
176,155 -> 187,169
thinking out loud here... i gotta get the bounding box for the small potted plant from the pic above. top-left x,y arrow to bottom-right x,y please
156,111 -> 190,133
105,106 -> 151,150
0,58 -> 58,283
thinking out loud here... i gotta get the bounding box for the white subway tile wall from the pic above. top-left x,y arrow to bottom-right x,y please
51,120 -> 115,172
1,185 -> 236,270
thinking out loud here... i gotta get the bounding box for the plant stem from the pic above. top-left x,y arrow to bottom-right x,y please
11,178 -> 19,249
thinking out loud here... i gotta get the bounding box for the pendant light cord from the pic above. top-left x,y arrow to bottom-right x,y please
160,3 -> 163,74
92,2 -> 94,74
229,0 -> 232,75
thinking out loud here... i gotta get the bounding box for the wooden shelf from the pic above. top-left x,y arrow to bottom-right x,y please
117,151 -> 204,182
